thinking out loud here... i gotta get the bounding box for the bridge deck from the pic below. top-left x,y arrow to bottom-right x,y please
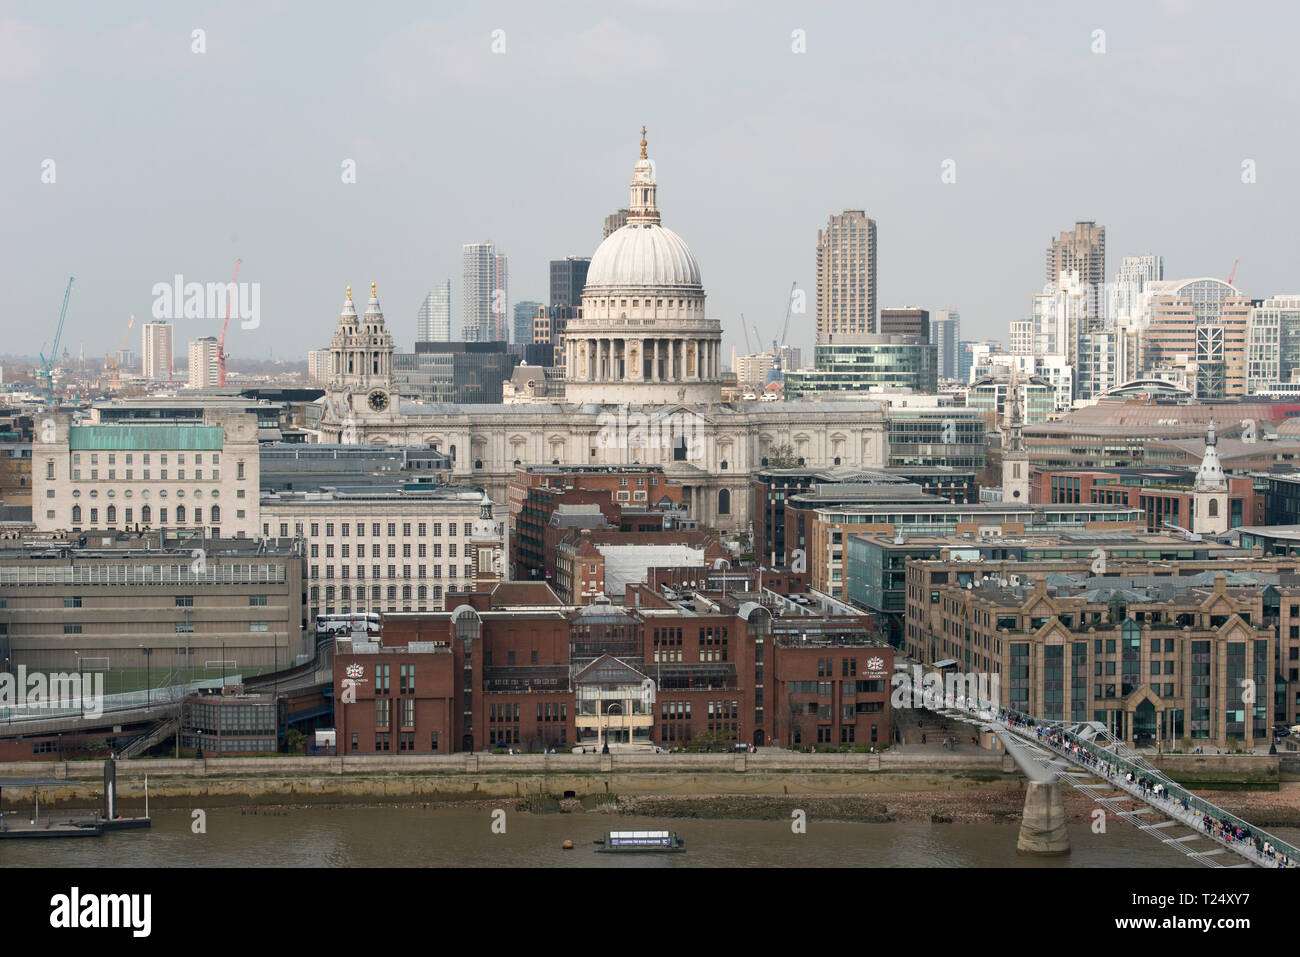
930,694 -> 1295,869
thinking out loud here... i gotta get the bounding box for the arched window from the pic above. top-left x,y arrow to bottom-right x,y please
176,505 -> 186,523
1209,499 -> 1219,517
141,505 -> 151,524
210,505 -> 220,523
106,505 -> 117,525
72,505 -> 81,524
718,488 -> 731,515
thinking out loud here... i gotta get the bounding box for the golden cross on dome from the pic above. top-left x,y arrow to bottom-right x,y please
640,126 -> 647,159
371,282 -> 377,298
346,285 -> 352,300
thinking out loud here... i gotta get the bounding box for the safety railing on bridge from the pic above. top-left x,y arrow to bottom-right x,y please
906,684 -> 1297,867
988,701 -> 1299,867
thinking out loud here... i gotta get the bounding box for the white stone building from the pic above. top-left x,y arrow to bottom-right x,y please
33,410 -> 261,538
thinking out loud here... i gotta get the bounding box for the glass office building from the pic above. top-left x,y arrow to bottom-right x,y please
783,335 -> 937,398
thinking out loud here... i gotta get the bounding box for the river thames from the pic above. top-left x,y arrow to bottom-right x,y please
10,805 -> 1291,867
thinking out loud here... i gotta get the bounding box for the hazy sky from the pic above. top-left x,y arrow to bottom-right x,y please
5,0 -> 1299,366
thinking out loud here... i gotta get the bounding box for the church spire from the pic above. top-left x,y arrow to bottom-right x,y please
1195,418 -> 1226,491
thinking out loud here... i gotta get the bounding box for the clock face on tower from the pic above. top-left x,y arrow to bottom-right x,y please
367,390 -> 389,412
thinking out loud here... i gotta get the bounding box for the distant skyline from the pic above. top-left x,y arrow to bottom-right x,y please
5,1 -> 1300,366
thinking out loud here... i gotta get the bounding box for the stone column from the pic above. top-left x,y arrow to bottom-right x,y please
1018,780 -> 1070,855
652,339 -> 659,381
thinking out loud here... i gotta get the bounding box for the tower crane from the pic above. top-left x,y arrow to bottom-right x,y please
740,314 -> 752,354
217,258 -> 242,386
772,280 -> 797,372
38,277 -> 74,405
1228,258 -> 1239,287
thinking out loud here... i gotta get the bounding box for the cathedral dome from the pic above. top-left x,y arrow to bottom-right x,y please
583,127 -> 702,292
585,222 -> 701,290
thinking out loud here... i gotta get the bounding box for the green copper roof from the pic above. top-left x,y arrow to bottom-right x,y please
68,425 -> 223,451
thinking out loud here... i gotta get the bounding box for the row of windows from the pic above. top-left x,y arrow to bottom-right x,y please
69,505 -> 223,524
311,564 -> 475,582
312,543 -> 459,559
272,522 -> 475,538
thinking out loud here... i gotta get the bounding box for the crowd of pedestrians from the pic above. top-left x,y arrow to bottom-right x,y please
992,707 -> 1296,868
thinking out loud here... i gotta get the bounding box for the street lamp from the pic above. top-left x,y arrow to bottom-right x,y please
141,647 -> 152,709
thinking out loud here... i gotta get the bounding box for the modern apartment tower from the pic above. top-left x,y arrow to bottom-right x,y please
816,210 -> 877,341
462,243 -> 507,342
930,310 -> 961,380
187,336 -> 220,389
1046,221 -> 1106,288
1046,221 -> 1105,318
417,280 -> 452,342
141,321 -> 174,380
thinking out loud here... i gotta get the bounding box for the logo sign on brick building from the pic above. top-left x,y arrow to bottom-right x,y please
865,657 -> 887,677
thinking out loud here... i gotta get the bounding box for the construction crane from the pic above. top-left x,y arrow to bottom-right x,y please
772,280 -> 797,372
740,314 -> 751,354
38,277 -> 74,405
104,313 -> 136,390
217,257 -> 242,386
1228,258 -> 1239,287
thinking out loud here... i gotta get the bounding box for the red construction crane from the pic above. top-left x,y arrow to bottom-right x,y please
1228,258 -> 1239,287
217,257 -> 242,386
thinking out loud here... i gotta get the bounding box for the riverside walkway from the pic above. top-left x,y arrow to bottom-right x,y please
928,691 -> 1297,869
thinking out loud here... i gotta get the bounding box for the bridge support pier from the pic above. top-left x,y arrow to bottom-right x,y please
1018,779 -> 1070,855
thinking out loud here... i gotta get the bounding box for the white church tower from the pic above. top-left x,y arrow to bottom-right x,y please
1192,419 -> 1229,536
1002,366 -> 1030,504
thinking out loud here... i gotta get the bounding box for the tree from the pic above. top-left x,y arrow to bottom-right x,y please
766,443 -> 800,469
283,728 -> 305,754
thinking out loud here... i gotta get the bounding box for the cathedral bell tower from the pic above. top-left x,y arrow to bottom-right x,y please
326,283 -> 397,421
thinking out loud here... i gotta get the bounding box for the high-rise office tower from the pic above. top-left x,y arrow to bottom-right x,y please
550,257 -> 590,310
879,307 -> 930,339
188,336 -> 220,389
930,309 -> 961,380
816,210 -> 877,341
513,301 -> 542,345
462,243 -> 507,342
141,321 -> 174,380
417,280 -> 452,342
603,210 -> 629,239
1046,221 -> 1105,317
1108,254 -> 1164,322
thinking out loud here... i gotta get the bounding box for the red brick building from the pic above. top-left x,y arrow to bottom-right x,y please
1030,467 -> 1260,531
332,572 -> 889,754
508,465 -> 686,580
